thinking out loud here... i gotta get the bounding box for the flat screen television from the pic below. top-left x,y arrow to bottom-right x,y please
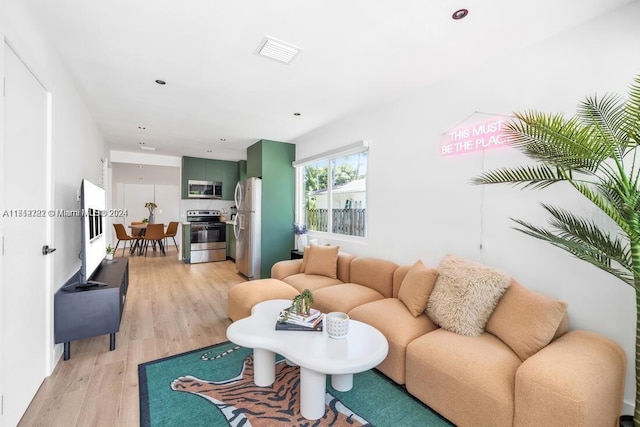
77,179 -> 107,288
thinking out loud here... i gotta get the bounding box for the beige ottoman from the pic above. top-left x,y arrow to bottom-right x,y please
228,279 -> 299,321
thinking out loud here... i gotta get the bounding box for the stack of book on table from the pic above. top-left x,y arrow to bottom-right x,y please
275,307 -> 324,331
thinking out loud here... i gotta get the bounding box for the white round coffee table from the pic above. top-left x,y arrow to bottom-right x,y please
226,299 -> 389,420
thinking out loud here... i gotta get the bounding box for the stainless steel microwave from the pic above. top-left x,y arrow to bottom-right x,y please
187,180 -> 222,199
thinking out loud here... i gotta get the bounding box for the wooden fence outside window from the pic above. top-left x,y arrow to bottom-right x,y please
305,208 -> 366,237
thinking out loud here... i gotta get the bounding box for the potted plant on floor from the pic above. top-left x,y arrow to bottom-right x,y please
472,74 -> 640,426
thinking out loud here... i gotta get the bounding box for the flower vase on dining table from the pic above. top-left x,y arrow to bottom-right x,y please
149,213 -> 155,224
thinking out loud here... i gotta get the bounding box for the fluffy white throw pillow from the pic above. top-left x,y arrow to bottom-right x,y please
426,254 -> 510,336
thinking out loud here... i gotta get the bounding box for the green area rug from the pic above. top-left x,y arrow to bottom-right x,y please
138,341 -> 453,426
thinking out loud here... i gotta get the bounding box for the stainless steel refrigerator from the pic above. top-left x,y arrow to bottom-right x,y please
234,177 -> 262,279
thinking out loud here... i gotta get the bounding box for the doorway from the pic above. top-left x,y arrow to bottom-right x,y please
2,42 -> 53,426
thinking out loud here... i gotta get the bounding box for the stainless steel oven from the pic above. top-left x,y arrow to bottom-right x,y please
186,210 -> 226,263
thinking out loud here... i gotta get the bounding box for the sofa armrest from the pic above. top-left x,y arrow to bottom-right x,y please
271,259 -> 303,280
514,329 -> 625,427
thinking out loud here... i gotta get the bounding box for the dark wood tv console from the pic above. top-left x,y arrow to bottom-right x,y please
54,258 -> 129,360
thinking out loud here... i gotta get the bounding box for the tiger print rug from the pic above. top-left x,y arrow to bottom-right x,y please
139,341 -> 452,427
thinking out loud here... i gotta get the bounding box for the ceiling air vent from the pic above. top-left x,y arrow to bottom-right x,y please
257,36 -> 301,64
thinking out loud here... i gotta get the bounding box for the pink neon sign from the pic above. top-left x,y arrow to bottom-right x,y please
441,117 -> 510,156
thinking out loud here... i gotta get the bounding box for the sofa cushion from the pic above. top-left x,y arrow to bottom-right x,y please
406,329 -> 521,427
397,260 -> 439,317
302,244 -> 340,279
349,298 -> 438,384
486,280 -> 568,361
514,330 -> 626,427
283,274 -> 343,293
349,257 -> 398,298
312,283 -> 384,314
227,279 -> 301,321
426,254 -> 510,336
271,259 -> 304,280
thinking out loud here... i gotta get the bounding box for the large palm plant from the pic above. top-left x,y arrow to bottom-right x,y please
472,74 -> 640,425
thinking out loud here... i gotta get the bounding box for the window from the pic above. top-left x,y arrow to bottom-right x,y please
295,142 -> 368,237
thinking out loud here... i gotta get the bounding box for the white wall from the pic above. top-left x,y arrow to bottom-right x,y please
293,2 -> 640,414
0,0 -> 6,414
3,0 -> 108,365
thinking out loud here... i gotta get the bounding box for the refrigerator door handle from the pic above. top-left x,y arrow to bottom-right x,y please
234,181 -> 243,210
234,213 -> 241,239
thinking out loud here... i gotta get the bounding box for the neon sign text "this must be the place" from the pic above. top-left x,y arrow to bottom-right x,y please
441,117 -> 510,156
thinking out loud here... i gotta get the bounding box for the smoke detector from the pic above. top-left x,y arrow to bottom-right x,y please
257,36 -> 302,64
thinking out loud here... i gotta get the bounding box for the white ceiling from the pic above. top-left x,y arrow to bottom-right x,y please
22,0 -> 635,165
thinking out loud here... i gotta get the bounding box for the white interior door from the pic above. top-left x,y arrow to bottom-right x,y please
2,43 -> 51,426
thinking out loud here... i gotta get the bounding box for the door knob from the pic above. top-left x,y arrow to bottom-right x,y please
42,245 -> 56,255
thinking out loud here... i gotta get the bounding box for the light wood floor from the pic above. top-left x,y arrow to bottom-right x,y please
19,247 -> 245,426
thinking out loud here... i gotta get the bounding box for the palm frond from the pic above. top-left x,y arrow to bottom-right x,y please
511,216 -> 634,287
625,75 -> 640,145
506,112 -> 609,172
578,93 -> 629,158
541,203 -> 631,266
470,164 -> 564,190
570,181 -> 637,237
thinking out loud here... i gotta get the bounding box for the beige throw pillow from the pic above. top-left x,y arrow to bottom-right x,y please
398,260 -> 439,317
300,246 -> 310,272
485,280 -> 568,361
303,244 -> 340,279
300,243 -> 330,273
426,254 -> 511,336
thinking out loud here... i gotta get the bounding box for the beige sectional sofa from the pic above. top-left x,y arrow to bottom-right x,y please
227,245 -> 626,427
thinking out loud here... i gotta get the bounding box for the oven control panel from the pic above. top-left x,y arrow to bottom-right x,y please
187,210 -> 221,218
186,210 -> 222,223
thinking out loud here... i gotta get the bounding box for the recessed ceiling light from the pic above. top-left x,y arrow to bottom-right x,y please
207,150 -> 213,153
257,36 -> 302,64
155,79 -> 166,85
220,138 -> 227,142
293,112 -> 301,116
138,141 -> 145,145
138,165 -> 144,168
452,9 -> 469,20
138,126 -> 146,130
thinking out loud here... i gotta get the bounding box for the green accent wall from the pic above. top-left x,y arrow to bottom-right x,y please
247,139 -> 295,278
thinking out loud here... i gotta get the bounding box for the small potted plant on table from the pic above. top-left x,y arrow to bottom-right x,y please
280,289 -> 315,323
105,244 -> 114,261
293,289 -> 314,316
